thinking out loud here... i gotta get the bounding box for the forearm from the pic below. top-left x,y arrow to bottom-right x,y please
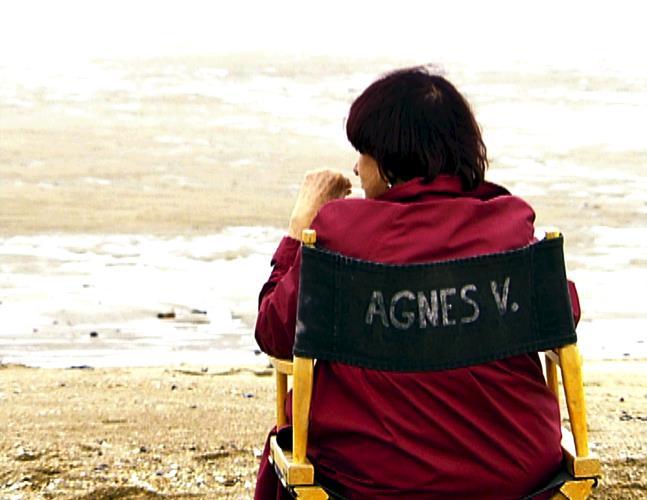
256,169 -> 351,357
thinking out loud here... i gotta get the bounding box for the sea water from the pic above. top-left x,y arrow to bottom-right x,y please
1,224 -> 645,367
0,228 -> 284,367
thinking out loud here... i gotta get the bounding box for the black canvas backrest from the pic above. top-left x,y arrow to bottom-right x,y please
294,236 -> 576,371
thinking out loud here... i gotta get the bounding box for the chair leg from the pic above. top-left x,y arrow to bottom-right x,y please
558,344 -> 589,457
546,355 -> 559,400
276,370 -> 288,427
292,356 -> 314,464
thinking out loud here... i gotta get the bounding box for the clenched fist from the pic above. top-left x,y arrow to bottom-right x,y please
288,169 -> 352,239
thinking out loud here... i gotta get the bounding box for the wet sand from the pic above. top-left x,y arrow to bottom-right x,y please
0,361 -> 646,499
2,55 -> 646,243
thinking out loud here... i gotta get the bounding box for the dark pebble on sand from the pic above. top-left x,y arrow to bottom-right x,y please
620,397 -> 625,402
139,446 -> 148,453
90,331 -> 98,338
16,451 -> 39,461
243,392 -> 255,399
196,450 -> 230,461
157,311 -> 176,319
171,384 -> 178,390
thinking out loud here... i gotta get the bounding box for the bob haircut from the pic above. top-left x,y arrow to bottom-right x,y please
346,66 -> 488,190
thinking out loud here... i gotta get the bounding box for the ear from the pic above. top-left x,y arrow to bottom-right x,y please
376,162 -> 394,187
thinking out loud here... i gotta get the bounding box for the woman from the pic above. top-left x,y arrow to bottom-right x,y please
254,67 -> 577,499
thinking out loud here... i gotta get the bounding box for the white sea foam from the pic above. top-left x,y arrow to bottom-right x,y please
82,177 -> 112,186
0,227 -> 284,368
230,158 -> 254,167
568,225 -> 647,359
154,135 -> 187,144
1,225 -> 645,367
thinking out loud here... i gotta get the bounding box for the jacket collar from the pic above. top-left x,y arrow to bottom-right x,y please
376,175 -> 511,203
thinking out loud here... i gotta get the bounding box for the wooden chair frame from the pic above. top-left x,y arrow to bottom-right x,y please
268,229 -> 600,499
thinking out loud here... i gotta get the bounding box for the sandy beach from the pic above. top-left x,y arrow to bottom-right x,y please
0,360 -> 645,499
0,364 -> 276,499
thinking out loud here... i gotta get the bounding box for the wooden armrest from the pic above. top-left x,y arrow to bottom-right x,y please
270,356 -> 294,375
269,357 -> 292,427
561,427 -> 601,478
269,435 -> 315,486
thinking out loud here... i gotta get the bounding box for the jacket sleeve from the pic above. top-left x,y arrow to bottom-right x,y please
255,236 -> 302,358
567,280 -> 581,326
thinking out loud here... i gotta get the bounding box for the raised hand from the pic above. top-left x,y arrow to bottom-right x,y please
288,169 -> 352,239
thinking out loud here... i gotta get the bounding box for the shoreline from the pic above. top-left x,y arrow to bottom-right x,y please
1,229 -> 645,369
1,359 -> 646,498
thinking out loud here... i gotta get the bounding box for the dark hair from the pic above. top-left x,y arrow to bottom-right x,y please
346,66 -> 488,190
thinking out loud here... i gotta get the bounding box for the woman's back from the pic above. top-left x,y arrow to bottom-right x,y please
302,177 -> 563,499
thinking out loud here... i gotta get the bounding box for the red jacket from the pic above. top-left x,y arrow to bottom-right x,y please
256,176 -> 576,499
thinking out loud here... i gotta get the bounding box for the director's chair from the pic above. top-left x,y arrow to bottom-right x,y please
268,229 -> 601,499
